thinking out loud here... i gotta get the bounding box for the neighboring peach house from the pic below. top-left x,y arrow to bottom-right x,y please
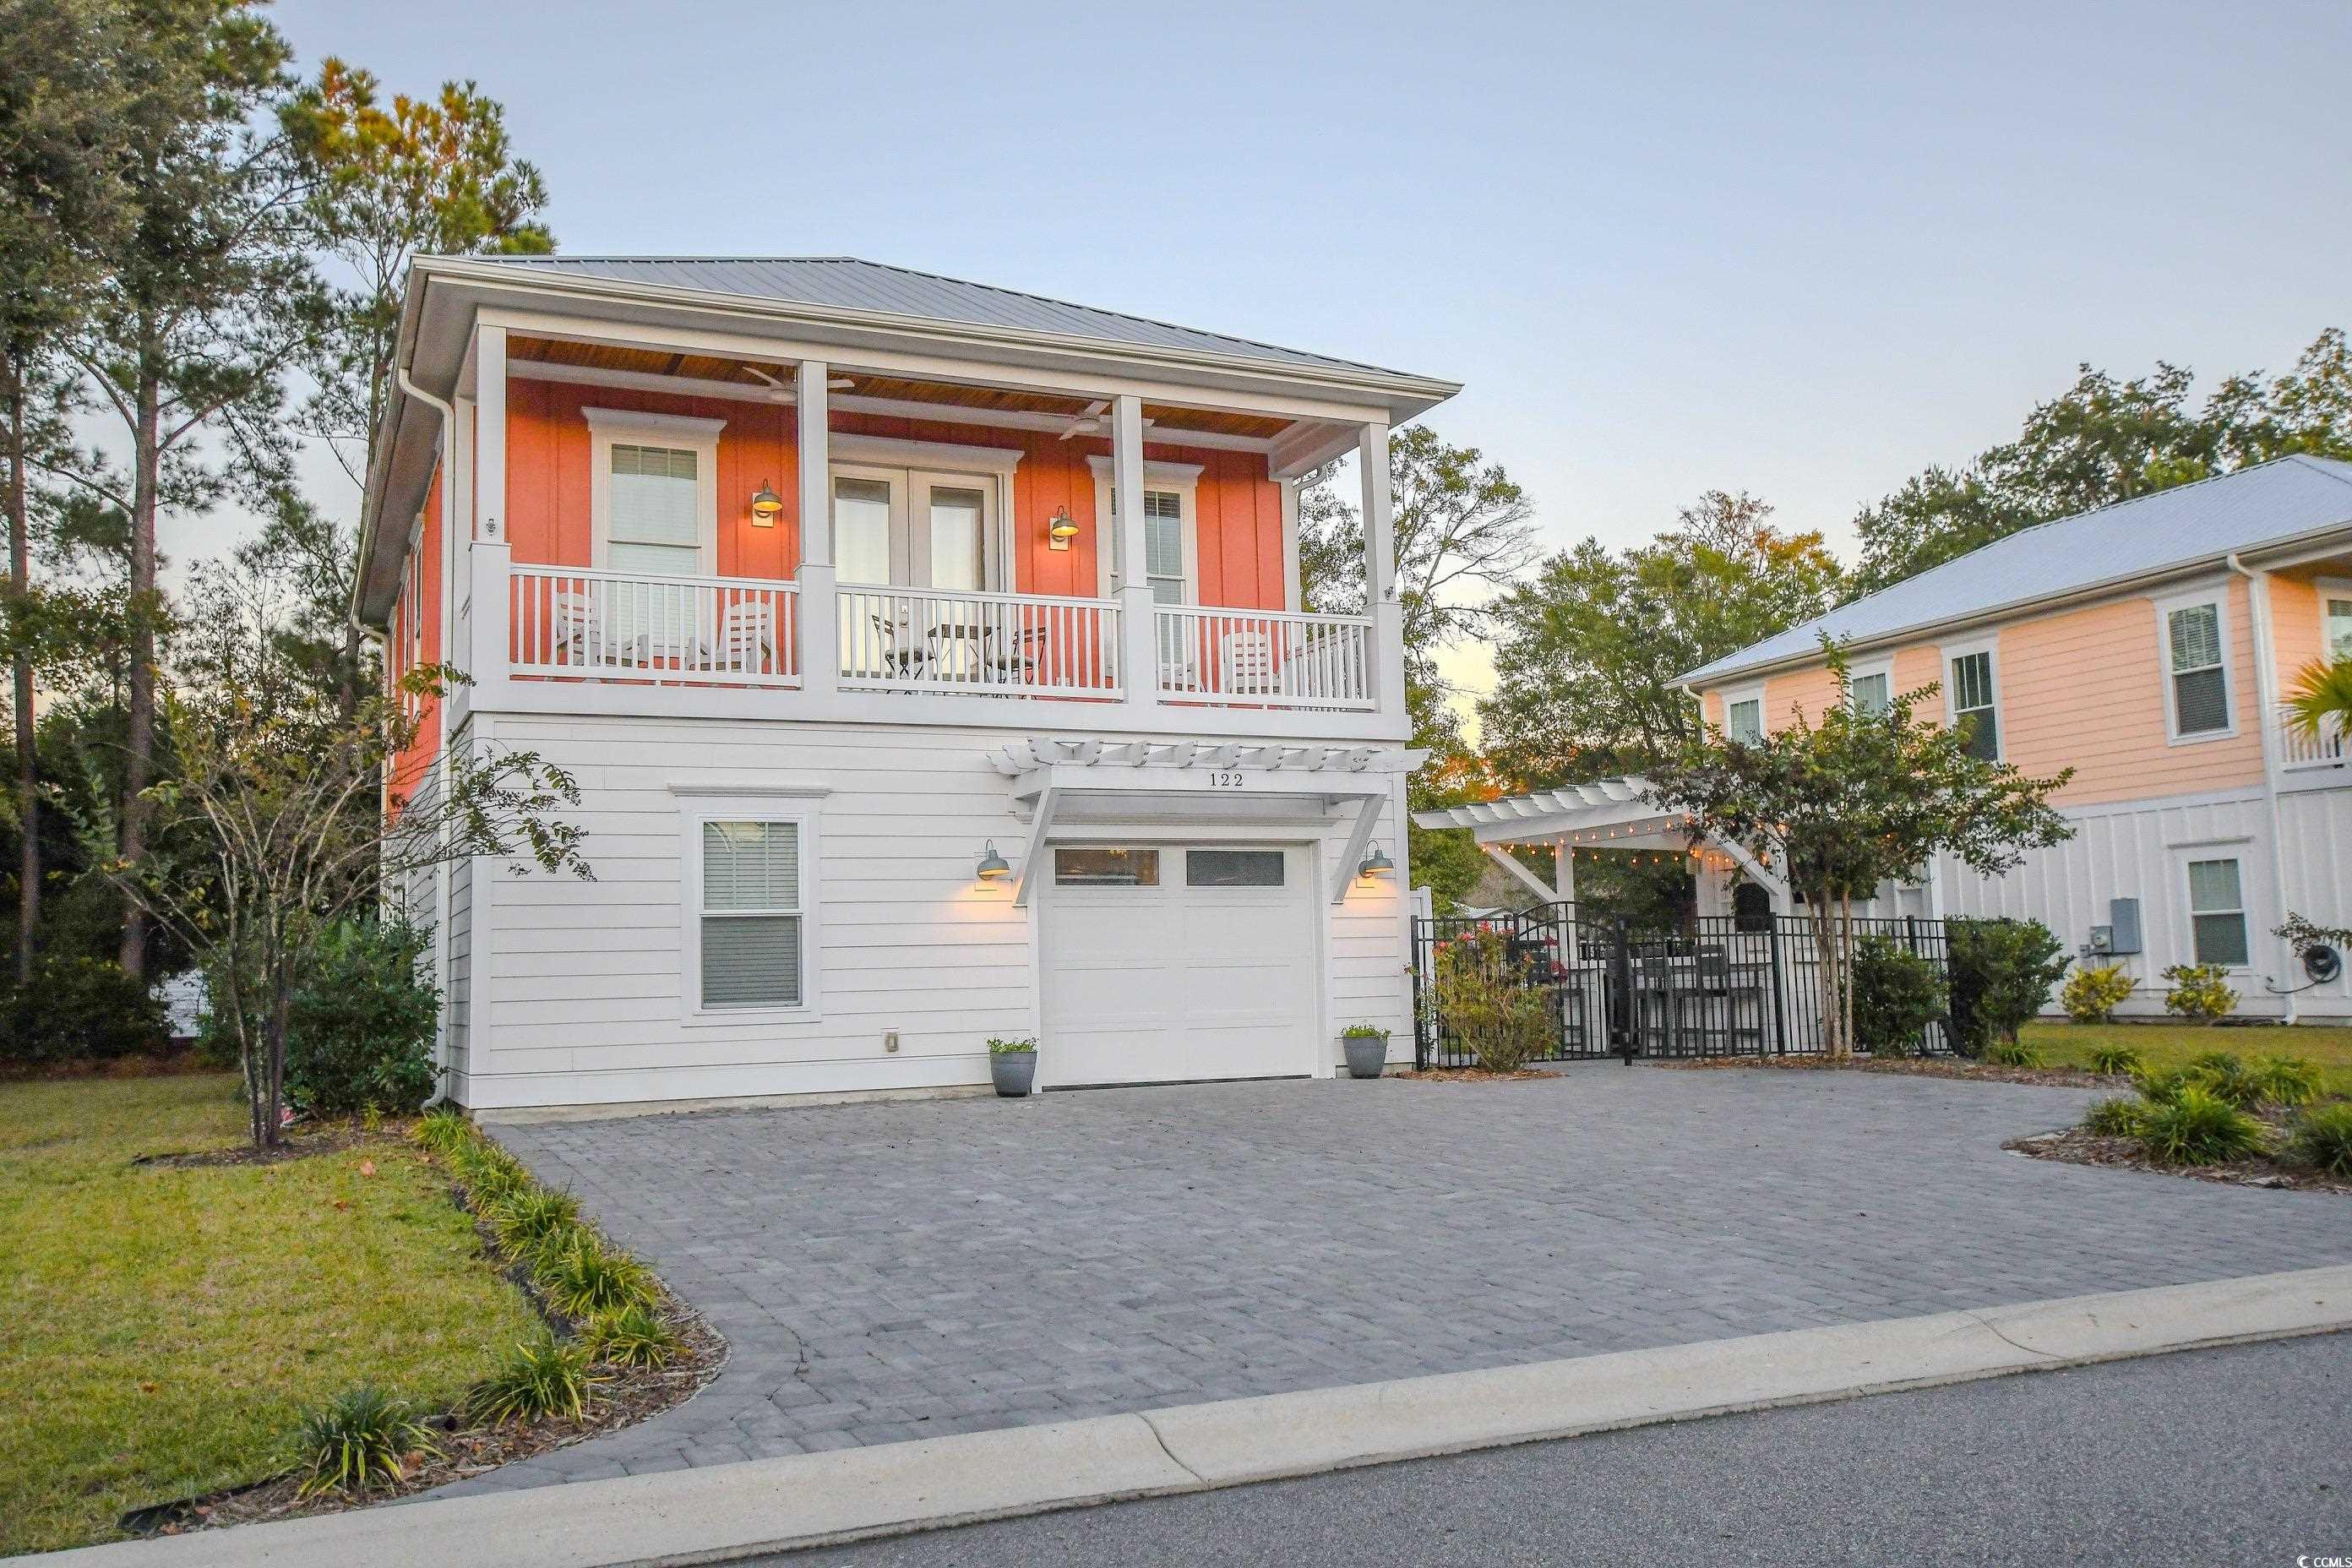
358,256 -> 1454,1111
1680,456 -> 2352,1024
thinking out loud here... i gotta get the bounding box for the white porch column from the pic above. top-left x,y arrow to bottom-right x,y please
467,537 -> 513,707
1280,476 -> 1302,611
795,359 -> 839,697
475,326 -> 506,544
1113,394 -> 1158,712
1554,842 -> 1576,906
1361,422 -> 1407,722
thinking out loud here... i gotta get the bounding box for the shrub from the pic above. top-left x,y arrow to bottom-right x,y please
985,1036 -> 1037,1054
1945,918 -> 2070,1054
2134,1068 -> 2191,1105
1431,929 -> 1552,1073
2087,1043 -> 2143,1075
2136,1086 -> 2268,1166
1340,1022 -> 1390,1040
492,1188 -> 582,1261
284,920 -> 442,1113
2186,1049 -> 2244,1075
1851,935 -> 1947,1057
2161,964 -> 2238,1023
2249,1056 -> 2322,1108
583,1301 -> 683,1369
466,1331 -> 602,1425
2061,964 -> 2137,1024
2286,1103 -> 2352,1177
1981,1038 -> 2044,1068
0,956 -> 169,1065
455,1141 -> 531,1206
535,1231 -> 656,1320
2081,1097 -> 2145,1136
291,1385 -> 441,1498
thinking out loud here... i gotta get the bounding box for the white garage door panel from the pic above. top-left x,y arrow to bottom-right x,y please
1041,846 -> 1315,1088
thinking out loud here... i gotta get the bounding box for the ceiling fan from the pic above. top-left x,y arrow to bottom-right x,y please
1058,400 -> 1153,439
739,364 -> 856,399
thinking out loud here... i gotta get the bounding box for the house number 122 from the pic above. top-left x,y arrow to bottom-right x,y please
1206,770 -> 1247,788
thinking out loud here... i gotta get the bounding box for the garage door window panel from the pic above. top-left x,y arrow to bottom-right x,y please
1054,847 -> 1160,886
1186,849 -> 1286,887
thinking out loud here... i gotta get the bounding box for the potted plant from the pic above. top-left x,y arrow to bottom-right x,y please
1339,1023 -> 1391,1080
988,1036 -> 1038,1097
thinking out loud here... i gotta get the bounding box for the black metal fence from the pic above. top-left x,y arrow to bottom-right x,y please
1409,903 -> 1954,1070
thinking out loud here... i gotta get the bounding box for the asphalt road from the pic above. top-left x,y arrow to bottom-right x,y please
765,1334 -> 2352,1568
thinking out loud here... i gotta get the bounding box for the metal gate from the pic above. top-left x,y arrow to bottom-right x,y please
1409,903 -> 1952,1069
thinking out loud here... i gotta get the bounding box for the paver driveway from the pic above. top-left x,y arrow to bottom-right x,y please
444,1065 -> 2352,1494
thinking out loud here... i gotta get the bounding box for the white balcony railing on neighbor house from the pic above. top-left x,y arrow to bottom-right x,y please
2278,703 -> 2349,771
509,565 -> 801,687
838,585 -> 1122,697
1152,605 -> 1377,710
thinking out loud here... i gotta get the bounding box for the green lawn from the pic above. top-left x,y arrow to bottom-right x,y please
2021,1021 -> 2352,1095
0,1074 -> 537,1555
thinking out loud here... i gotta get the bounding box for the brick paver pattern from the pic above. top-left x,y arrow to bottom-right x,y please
437,1067 -> 2352,1494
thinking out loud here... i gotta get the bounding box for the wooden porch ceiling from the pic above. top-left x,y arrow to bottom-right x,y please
508,335 -> 1293,440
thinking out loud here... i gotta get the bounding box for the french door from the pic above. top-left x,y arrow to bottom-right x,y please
830,466 -> 997,590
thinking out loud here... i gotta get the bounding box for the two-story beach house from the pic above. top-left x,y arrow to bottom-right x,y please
356,257 -> 1456,1111
1681,457 -> 2352,1024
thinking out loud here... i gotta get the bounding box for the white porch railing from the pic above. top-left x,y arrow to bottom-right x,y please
2278,703 -> 2349,771
509,566 -> 800,687
1152,606 -> 1377,710
838,585 -> 1122,696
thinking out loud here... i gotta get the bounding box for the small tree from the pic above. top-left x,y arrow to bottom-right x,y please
1648,642 -> 2073,1058
82,660 -> 588,1147
1946,917 -> 2072,1054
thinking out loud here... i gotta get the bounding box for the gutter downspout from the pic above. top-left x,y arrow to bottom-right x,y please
397,364 -> 461,1102
2227,553 -> 2299,1024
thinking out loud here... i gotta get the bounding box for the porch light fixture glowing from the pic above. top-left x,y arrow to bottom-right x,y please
1046,505 -> 1079,551
976,841 -> 1011,881
749,482 -> 784,525
1358,842 -> 1396,879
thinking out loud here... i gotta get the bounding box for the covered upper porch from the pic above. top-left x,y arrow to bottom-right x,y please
361,255 -> 1460,740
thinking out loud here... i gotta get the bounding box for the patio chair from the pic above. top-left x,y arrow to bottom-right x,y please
868,612 -> 930,682
1217,629 -> 1278,696
550,590 -> 602,668
715,600 -> 774,676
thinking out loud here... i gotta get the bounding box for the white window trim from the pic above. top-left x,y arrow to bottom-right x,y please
678,793 -> 823,1026
2317,574 -> 2352,661
1086,455 -> 1203,602
1940,634 -> 2001,762
2153,583 -> 2238,744
827,433 -> 1021,591
583,406 -> 726,575
1847,654 -> 1896,716
1720,683 -> 1766,743
2177,849 -> 2253,974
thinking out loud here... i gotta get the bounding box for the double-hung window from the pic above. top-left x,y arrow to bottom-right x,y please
697,818 -> 808,1011
1089,455 -> 1200,603
2186,857 -> 2250,968
1724,693 -> 1763,744
1849,665 -> 1892,719
2163,596 -> 2231,738
2324,585 -> 2352,661
1948,649 -> 1999,760
1141,492 -> 1185,604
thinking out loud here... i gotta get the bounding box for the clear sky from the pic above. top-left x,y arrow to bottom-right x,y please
269,0 -> 2352,697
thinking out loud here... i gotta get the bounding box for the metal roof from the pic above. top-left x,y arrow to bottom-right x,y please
453,255 -> 1421,379
1682,455 -> 2352,686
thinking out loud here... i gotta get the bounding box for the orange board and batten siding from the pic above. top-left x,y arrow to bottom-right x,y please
498,381 -> 1290,608
385,462 -> 445,815
1699,577 -> 2268,809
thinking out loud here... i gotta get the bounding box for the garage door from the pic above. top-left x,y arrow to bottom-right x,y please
1039,844 -> 1316,1088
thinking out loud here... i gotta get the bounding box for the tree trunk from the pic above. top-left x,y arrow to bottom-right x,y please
4,357 -> 36,983
1838,892 -> 1856,1059
117,355 -> 159,979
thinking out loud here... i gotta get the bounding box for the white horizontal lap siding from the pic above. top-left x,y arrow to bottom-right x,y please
448,856 -> 472,1098
1941,790 -> 2279,1019
1324,787 -> 1413,1064
2276,790 -> 2352,1018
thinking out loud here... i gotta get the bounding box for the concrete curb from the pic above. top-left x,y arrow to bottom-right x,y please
44,1265 -> 2352,1568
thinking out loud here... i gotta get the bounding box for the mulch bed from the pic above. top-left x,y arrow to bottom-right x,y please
2005,1116 -> 2352,1197
3,1048 -> 213,1083
124,1139 -> 727,1538
1662,1055 -> 2128,1091
132,1119 -> 380,1169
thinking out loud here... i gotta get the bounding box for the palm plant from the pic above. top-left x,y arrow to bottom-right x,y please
2286,656 -> 2352,743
